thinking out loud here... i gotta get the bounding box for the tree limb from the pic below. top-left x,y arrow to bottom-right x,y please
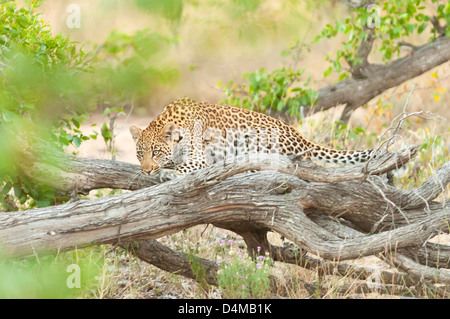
1,151 -> 449,262
310,36 -> 450,119
2,139 -> 449,292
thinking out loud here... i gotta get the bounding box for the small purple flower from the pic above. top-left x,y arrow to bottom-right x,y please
216,261 -> 221,265
256,263 -> 262,268
257,246 -> 261,252
220,240 -> 225,244
228,239 -> 233,244
242,285 -> 245,289
258,255 -> 264,260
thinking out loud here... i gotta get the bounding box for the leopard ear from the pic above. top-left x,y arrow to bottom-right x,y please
159,122 -> 180,142
129,125 -> 142,143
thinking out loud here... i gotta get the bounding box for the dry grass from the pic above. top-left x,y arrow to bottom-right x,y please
88,226 -> 449,299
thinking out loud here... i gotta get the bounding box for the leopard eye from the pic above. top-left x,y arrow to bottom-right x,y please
153,150 -> 160,156
137,151 -> 144,157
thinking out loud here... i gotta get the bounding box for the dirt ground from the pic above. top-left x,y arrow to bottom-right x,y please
76,112 -> 151,164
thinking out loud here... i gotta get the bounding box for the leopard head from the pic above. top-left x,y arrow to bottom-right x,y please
129,122 -> 179,175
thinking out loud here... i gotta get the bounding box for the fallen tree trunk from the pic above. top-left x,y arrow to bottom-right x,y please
1,143 -> 449,293
1,148 -> 448,252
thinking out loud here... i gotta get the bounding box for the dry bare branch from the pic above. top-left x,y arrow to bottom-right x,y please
1,136 -> 448,292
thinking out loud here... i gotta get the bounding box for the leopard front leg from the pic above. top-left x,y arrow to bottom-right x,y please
157,168 -> 183,182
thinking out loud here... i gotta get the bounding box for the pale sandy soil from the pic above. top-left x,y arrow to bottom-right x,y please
76,112 -> 153,165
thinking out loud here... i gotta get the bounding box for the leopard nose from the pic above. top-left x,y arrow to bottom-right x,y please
142,167 -> 159,175
141,163 -> 154,175
141,156 -> 157,174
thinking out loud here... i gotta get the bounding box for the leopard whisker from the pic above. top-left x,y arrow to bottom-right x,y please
127,170 -> 143,188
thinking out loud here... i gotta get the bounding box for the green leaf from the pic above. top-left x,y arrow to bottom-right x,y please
72,136 -> 81,148
19,194 -> 27,205
333,60 -> 341,72
280,49 -> 291,57
1,182 -> 13,196
276,100 -> 286,111
417,22 -> 427,33
101,123 -> 112,143
36,199 -> 52,207
354,126 -> 365,134
323,66 -> 333,77
72,118 -> 80,129
13,184 -> 22,198
338,72 -> 348,81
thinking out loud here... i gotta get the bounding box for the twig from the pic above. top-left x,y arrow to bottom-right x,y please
430,16 -> 447,37
364,85 -> 444,176
367,176 -> 410,225
397,41 -> 420,51
266,164 -> 298,193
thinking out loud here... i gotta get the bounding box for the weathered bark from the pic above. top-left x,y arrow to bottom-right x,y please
1,143 -> 449,292
15,143 -> 161,194
121,239 -> 218,286
308,36 -> 450,121
1,149 -> 448,254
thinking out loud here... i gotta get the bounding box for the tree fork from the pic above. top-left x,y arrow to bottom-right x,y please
307,36 -> 450,121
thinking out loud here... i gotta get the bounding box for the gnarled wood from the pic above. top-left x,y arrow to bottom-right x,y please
312,36 -> 450,121
1,143 -> 449,293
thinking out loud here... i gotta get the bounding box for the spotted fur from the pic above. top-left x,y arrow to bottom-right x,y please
130,97 -> 374,175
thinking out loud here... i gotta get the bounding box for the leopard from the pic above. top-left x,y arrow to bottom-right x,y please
129,97 -> 375,176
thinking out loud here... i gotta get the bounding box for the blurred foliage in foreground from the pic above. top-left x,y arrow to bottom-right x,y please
0,0 -> 178,209
0,248 -> 104,298
0,0 -> 179,298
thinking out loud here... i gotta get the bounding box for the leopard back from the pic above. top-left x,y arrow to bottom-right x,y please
130,97 -> 374,175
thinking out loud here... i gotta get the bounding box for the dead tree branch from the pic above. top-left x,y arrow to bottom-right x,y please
0,149 -> 448,254
310,35 -> 450,121
1,140 -> 448,293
